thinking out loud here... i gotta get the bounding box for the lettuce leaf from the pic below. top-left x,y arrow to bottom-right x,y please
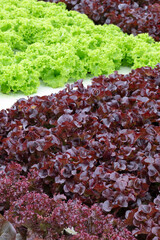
0,0 -> 159,94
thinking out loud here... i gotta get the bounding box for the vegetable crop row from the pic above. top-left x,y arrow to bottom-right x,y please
45,0 -> 160,41
1,0 -> 160,94
0,64 -> 160,239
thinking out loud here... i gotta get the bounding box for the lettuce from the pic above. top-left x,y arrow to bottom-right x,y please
0,0 -> 159,94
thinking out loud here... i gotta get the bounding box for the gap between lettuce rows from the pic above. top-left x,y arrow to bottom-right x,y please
0,67 -> 131,111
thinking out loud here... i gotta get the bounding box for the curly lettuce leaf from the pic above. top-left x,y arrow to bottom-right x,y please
0,0 -> 159,94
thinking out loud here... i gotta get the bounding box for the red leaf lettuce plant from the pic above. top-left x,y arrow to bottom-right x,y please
0,64 -> 160,239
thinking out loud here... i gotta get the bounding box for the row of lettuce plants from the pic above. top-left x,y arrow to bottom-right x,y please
0,65 -> 160,239
0,0 -> 160,94
46,0 -> 160,41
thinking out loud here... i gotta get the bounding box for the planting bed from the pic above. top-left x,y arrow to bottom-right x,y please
0,0 -> 160,240
0,65 -> 160,239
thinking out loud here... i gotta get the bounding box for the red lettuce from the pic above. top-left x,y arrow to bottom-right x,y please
0,64 -> 160,239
